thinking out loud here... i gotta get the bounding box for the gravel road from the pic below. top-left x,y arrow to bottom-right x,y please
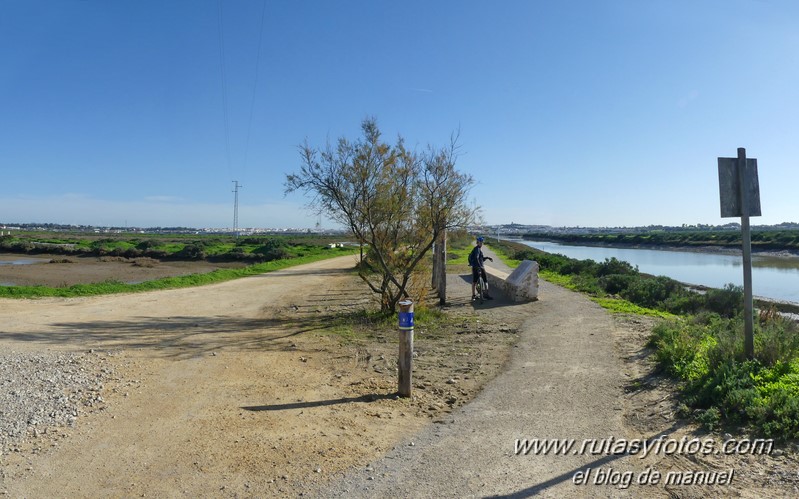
317,248 -> 646,498
0,351 -> 117,455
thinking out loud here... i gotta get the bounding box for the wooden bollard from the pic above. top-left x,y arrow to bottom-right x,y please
397,299 -> 414,397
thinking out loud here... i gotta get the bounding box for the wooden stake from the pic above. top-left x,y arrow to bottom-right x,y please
398,300 -> 414,397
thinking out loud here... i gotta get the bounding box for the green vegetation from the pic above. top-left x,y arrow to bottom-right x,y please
489,238 -> 725,318
319,303 -> 452,344
0,233 -> 358,299
487,237 -> 799,439
650,312 -> 799,438
445,230 -> 480,265
0,232 -> 349,263
521,227 -> 799,252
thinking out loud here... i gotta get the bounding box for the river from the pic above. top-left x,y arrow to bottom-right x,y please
515,239 -> 799,304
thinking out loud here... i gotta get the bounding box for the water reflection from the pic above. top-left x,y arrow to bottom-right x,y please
517,240 -> 799,303
0,258 -> 45,265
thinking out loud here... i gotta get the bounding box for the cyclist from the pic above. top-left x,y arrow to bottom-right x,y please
468,236 -> 493,300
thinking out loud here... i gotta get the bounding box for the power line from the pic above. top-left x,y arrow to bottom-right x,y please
217,0 -> 266,183
217,0 -> 232,179
243,0 -> 267,179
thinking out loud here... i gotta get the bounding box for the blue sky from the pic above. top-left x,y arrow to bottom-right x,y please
2,0 -> 797,229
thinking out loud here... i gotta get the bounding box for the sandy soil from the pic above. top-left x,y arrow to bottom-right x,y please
1,252 -> 796,497
0,254 -> 523,497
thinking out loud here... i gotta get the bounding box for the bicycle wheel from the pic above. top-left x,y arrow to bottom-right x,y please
477,276 -> 486,304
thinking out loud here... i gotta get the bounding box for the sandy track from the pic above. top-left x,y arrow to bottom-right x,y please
1,255 -> 435,497
3,251 -> 796,497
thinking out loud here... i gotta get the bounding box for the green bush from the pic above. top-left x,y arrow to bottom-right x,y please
558,257 -> 599,276
620,276 -> 680,309
596,257 -> 638,277
598,274 -> 636,295
662,292 -> 704,315
175,244 -> 206,260
512,249 -> 539,261
704,284 -> 744,317
254,246 -> 290,262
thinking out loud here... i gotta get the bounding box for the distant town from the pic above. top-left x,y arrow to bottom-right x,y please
2,221 -> 799,237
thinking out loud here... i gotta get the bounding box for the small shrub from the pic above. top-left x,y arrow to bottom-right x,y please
176,244 -> 206,260
570,274 -> 603,295
598,274 -> 636,294
596,257 -> 638,277
755,317 -> 799,367
620,276 -> 679,309
48,258 -> 74,264
697,407 -> 722,431
704,284 -> 743,318
136,240 -> 158,251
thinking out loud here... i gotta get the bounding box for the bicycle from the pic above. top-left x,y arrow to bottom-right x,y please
475,273 -> 487,304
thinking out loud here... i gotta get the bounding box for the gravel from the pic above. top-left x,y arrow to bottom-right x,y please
0,350 -> 120,455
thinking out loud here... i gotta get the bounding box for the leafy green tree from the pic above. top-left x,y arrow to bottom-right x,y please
285,118 -> 477,312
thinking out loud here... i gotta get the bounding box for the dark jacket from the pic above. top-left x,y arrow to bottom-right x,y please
468,245 -> 487,269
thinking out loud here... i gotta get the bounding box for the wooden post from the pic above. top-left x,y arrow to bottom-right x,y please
438,229 -> 447,305
397,300 -> 414,397
737,148 -> 755,359
431,239 -> 438,289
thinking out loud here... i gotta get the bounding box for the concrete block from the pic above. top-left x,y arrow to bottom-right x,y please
484,260 -> 539,302
506,260 -> 539,302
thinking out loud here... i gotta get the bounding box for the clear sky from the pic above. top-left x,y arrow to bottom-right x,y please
2,0 -> 797,229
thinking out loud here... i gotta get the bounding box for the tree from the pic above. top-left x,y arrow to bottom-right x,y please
285,118 -> 477,313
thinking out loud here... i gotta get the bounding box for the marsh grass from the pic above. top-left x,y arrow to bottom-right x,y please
0,249 -> 358,299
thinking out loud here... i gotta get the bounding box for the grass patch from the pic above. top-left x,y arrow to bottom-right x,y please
649,314 -> 799,438
591,297 -> 677,319
0,248 -> 358,299
318,302 -> 453,344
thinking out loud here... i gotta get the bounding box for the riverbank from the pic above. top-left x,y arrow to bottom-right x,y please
500,238 -> 799,316
512,237 -> 799,260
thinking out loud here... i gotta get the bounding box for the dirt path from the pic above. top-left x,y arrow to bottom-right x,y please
1,255 -> 431,497
316,248 -> 798,498
2,250 -> 795,497
319,249 -> 641,497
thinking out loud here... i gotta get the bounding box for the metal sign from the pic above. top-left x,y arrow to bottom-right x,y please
718,157 -> 761,217
717,148 -> 760,360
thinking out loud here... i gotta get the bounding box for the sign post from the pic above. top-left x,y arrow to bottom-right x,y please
397,300 -> 414,397
718,148 -> 761,359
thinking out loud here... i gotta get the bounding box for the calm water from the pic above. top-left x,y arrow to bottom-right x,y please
0,258 -> 43,265
516,239 -> 799,304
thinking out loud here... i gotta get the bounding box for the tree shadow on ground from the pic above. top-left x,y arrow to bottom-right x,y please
1,309 -> 369,360
242,392 -> 396,412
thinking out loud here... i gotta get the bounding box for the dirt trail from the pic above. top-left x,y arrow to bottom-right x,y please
2,250 -> 795,497
317,247 -> 798,498
319,249 -> 642,497
1,255 -> 433,497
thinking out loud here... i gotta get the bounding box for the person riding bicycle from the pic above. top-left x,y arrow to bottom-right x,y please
468,236 -> 493,300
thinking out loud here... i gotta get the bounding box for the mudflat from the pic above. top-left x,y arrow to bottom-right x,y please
0,253 -> 246,287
